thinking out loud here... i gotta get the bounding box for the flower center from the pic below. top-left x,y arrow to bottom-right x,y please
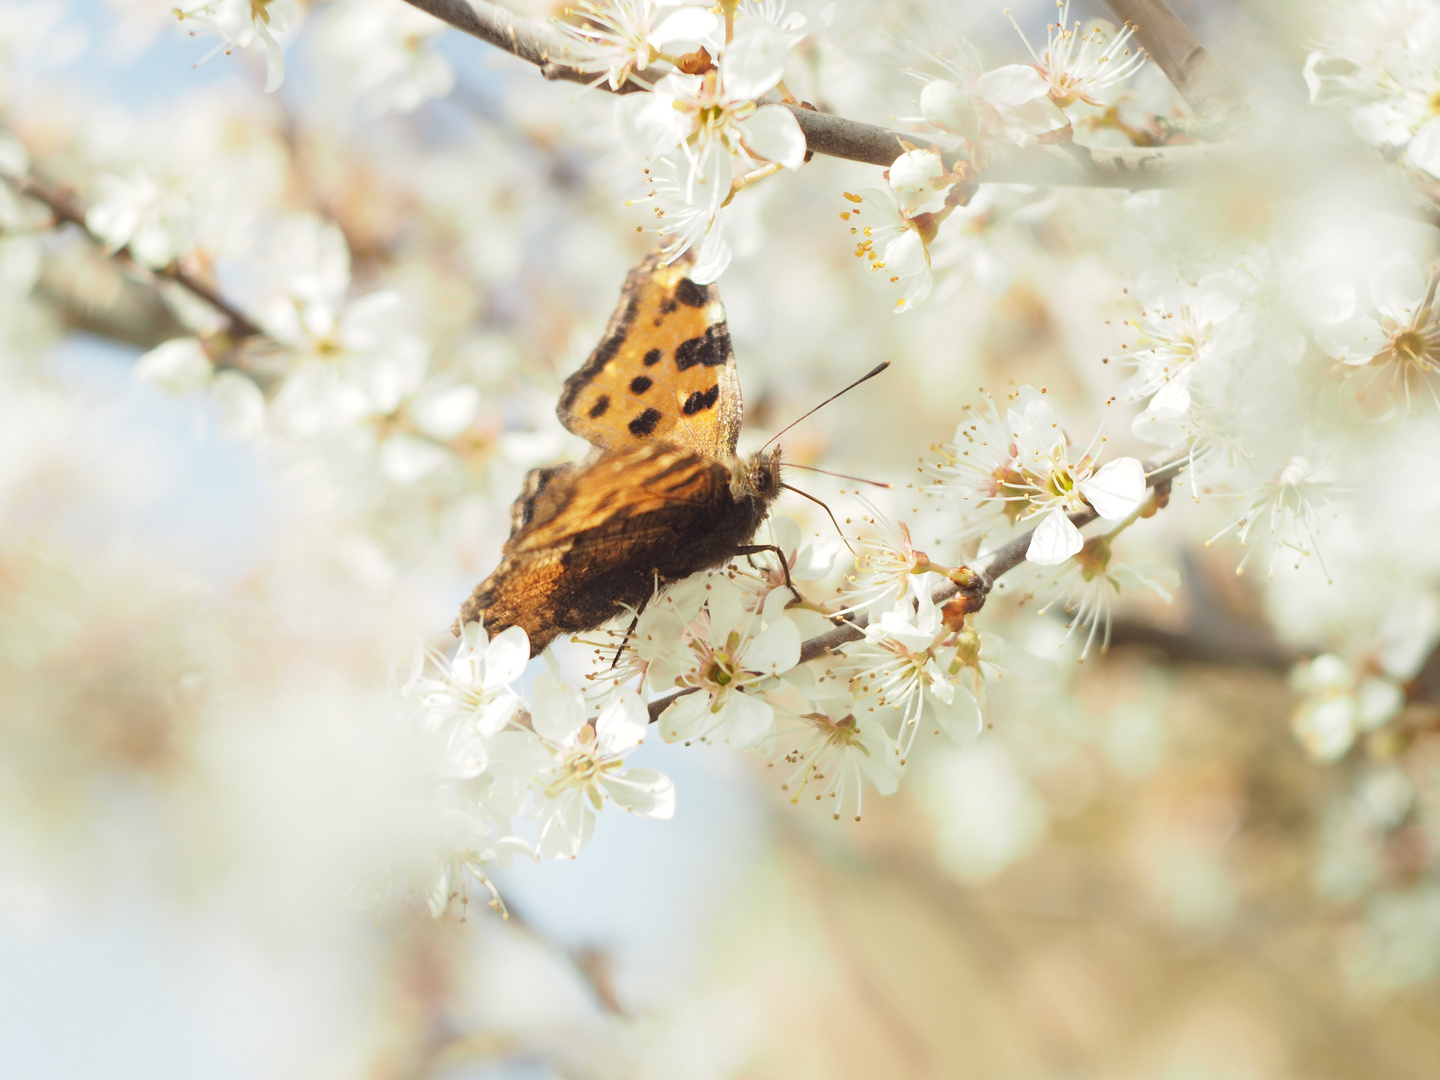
1391,329 -> 1432,366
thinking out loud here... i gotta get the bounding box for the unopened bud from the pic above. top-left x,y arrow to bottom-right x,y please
677,46 -> 712,75
920,79 -> 978,139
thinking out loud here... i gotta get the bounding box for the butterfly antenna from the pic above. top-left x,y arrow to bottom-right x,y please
781,482 -> 859,555
760,361 -> 891,452
785,462 -> 894,489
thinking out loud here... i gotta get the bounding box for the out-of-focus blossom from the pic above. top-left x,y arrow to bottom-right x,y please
85,166 -> 195,268
978,0 -> 1146,141
404,622 -> 529,777
1305,3 -> 1440,178
135,336 -> 214,394
1290,653 -> 1406,762
315,0 -> 454,115
1032,534 -> 1181,657
249,217 -> 430,436
1317,250 -> 1440,414
1209,456 -> 1338,578
175,0 -> 298,92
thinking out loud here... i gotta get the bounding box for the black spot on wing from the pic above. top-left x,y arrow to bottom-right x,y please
588,394 -> 611,418
674,324 -> 731,371
673,278 -> 709,308
643,348 -> 662,366
628,407 -> 663,437
630,375 -> 653,395
682,384 -> 720,415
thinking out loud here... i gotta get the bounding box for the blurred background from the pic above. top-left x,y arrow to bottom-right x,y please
2,1 -> 1440,1077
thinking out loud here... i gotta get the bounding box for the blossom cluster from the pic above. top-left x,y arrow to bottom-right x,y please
6,0 -> 1440,1046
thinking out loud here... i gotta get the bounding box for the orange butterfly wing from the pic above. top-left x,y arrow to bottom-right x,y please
557,250 -> 742,460
459,444 -> 736,655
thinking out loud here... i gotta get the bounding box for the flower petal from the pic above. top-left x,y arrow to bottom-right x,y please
601,767 -> 677,818
718,688 -> 775,745
615,89 -> 689,158
650,5 -> 720,48
1026,508 -> 1083,566
530,672 -> 586,744
136,337 -> 213,394
744,615 -> 801,676
920,79 -> 977,137
659,689 -> 709,744
977,64 -> 1049,106
1078,456 -> 1146,520
739,104 -> 806,169
595,691 -> 648,756
1407,118 -> 1440,180
929,684 -> 982,748
722,20 -> 789,100
1370,250 -> 1426,324
483,625 -> 531,688
1316,314 -> 1386,362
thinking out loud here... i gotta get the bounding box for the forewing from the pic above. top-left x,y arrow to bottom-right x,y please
557,249 -> 741,459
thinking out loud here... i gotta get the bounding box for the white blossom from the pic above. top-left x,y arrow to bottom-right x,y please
769,699 -> 899,821
174,0 -> 297,93
1032,535 -> 1181,657
654,577 -> 800,747
558,0 -> 720,91
613,22 -> 806,182
1317,250 -> 1440,414
529,673 -> 675,858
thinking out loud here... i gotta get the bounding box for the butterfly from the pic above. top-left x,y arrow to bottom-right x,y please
458,250 -> 786,657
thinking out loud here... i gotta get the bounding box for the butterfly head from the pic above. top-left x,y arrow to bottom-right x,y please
732,447 -> 783,507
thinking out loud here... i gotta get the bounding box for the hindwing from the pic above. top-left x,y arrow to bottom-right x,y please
459,444 -> 734,655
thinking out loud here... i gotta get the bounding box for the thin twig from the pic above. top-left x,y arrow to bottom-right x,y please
6,170 -> 263,340
1103,0 -> 1247,129
399,0 -> 1241,186
646,447 -> 1191,722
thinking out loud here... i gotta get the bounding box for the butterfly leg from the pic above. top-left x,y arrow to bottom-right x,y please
609,591 -> 652,671
732,544 -> 800,603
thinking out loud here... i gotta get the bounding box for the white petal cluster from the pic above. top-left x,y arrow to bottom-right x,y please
601,0 -> 821,274
405,622 -> 676,872
927,386 -> 1148,567
1305,1 -> 1440,178
174,0 -> 298,93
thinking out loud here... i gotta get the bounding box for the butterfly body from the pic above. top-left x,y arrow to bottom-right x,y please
460,252 -> 783,657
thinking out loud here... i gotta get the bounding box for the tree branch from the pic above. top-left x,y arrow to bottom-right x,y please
4,170 -> 263,341
399,0 -> 1241,187
1103,0 -> 1247,129
646,448 -> 1191,722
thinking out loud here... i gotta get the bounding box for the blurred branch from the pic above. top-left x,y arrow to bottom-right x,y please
1103,0 -> 1247,128
399,0 -> 1243,187
4,169 -> 263,340
647,449 -> 1190,722
503,899 -> 630,1017
32,251 -> 190,348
